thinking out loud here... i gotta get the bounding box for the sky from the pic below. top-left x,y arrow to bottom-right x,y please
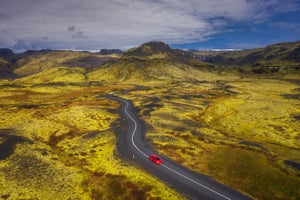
0,0 -> 300,52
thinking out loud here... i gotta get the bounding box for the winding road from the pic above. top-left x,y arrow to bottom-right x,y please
107,95 -> 251,200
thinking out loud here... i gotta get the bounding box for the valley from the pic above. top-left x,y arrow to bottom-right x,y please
0,41 -> 299,199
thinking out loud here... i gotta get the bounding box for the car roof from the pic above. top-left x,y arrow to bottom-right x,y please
151,154 -> 161,159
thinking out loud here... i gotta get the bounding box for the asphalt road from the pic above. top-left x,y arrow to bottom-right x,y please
107,95 -> 251,200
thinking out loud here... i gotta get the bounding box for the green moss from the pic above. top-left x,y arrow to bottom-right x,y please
0,84 -> 185,200
120,79 -> 300,200
204,147 -> 300,200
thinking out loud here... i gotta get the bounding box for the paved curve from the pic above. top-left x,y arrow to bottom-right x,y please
107,95 -> 251,200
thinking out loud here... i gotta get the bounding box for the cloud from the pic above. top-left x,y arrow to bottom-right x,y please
68,26 -> 88,39
0,13 -> 12,21
0,0 -> 299,51
72,31 -> 88,39
10,40 -> 32,51
68,26 -> 76,32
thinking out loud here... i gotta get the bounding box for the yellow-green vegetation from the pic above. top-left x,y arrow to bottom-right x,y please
192,41 -> 300,79
15,67 -> 87,83
0,58 -> 9,66
88,57 -> 228,84
204,79 -> 300,149
120,78 -> 300,200
0,83 -> 185,200
1,41 -> 299,199
13,51 -> 120,76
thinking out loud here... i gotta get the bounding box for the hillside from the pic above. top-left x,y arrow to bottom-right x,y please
0,49 -> 121,80
124,42 -> 185,59
0,41 -> 300,200
189,41 -> 300,77
2,41 -> 300,83
99,49 -> 124,56
7,42 -> 222,84
190,41 -> 300,65
0,48 -> 16,79
0,57 -> 10,78
88,57 -> 221,83
88,42 -> 220,83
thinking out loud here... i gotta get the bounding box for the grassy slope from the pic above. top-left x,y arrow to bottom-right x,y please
0,83 -> 184,200
120,79 -> 300,200
0,58 -> 9,66
1,41 -> 300,199
192,41 -> 300,79
14,66 -> 87,83
195,41 -> 300,65
88,57 -> 229,84
13,50 -> 120,77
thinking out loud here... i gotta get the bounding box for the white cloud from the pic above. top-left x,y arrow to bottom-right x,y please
0,0 -> 299,50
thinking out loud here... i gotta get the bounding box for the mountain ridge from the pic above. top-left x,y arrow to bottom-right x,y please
124,41 -> 187,59
189,40 -> 300,66
1,40 -> 299,82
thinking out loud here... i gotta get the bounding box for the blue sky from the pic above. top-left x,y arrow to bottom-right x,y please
0,0 -> 300,52
172,9 -> 300,50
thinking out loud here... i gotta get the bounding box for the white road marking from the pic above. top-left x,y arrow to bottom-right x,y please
119,99 -> 148,158
161,164 -> 231,200
117,97 -> 231,200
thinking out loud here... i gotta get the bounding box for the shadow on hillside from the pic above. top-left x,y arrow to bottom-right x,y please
0,129 -> 31,160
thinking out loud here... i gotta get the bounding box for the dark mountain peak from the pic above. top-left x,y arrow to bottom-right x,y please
0,48 -> 14,56
23,49 -> 53,55
124,41 -> 182,58
99,49 -> 124,55
141,41 -> 172,51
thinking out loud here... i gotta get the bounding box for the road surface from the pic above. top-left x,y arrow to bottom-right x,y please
107,95 -> 251,200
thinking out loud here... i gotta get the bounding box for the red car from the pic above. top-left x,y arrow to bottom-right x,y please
149,154 -> 162,165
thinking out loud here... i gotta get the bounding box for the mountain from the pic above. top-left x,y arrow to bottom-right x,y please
13,50 -> 121,77
0,48 -> 14,56
10,41 -> 217,84
0,49 -> 121,81
189,41 -> 300,65
14,66 -> 87,84
88,41 -> 218,83
124,41 -> 186,59
188,41 -> 300,76
99,49 -> 124,56
1,41 -> 299,83
0,57 -> 11,78
88,54 -> 217,83
0,48 -> 16,79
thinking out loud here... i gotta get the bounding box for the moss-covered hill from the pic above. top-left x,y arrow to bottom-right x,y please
2,41 -> 300,84
0,41 -> 300,200
0,49 -> 121,80
189,41 -> 300,78
0,42 -> 222,84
